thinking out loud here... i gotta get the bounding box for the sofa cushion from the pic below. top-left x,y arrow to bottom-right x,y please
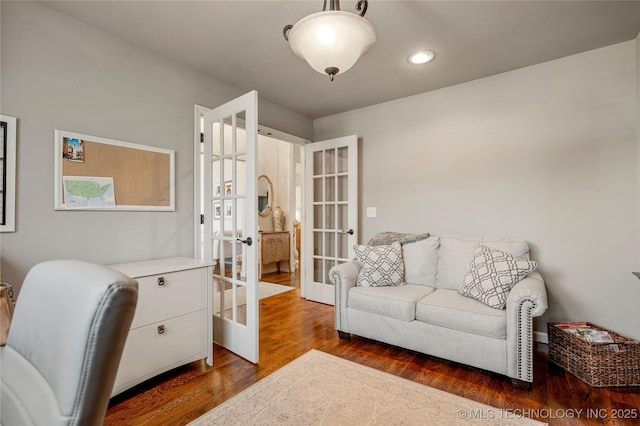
354,242 -> 404,287
349,284 -> 435,322
459,246 -> 537,309
402,237 -> 440,287
416,289 -> 507,338
437,236 -> 530,291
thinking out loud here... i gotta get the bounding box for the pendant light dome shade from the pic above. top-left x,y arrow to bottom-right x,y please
284,6 -> 376,81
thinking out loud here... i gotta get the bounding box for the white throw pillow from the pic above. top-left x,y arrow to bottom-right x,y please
402,237 -> 439,287
354,242 -> 404,287
459,245 -> 537,309
437,236 -> 530,290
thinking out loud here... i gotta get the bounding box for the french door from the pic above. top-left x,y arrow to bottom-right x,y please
202,91 -> 259,363
303,136 -> 358,305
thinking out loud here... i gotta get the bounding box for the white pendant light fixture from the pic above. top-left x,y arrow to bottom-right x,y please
283,0 -> 376,81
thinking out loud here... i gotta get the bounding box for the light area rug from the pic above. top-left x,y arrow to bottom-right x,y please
190,349 -> 545,425
213,281 -> 294,314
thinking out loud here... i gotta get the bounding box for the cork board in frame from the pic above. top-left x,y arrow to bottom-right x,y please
54,130 -> 175,211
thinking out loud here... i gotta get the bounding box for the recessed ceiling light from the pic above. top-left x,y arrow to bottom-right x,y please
408,50 -> 435,65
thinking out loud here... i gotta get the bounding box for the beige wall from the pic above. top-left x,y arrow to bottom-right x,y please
0,1 -> 313,291
257,136 -> 295,273
315,41 -> 640,339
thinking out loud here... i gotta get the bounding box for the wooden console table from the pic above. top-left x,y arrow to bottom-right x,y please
259,231 -> 290,278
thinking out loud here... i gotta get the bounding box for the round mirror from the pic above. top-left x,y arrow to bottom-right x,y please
257,175 -> 273,217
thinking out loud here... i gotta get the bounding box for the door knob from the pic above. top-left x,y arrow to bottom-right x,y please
237,237 -> 253,246
340,229 -> 354,235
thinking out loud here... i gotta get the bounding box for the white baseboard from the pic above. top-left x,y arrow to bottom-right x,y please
534,331 -> 548,344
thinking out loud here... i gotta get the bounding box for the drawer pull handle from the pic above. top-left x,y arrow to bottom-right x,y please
157,277 -> 166,286
157,325 -> 166,335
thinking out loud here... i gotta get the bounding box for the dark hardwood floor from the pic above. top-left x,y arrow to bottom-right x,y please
106,272 -> 640,425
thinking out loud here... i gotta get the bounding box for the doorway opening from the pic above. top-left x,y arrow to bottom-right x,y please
256,133 -> 304,290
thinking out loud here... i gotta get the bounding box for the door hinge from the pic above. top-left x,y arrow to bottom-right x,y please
200,132 -> 204,143
200,214 -> 205,224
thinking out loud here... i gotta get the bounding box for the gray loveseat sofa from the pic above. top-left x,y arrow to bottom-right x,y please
329,233 -> 548,389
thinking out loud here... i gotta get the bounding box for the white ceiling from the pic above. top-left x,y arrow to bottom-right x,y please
39,1 -> 640,119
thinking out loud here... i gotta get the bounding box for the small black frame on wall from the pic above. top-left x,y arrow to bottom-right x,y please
0,115 -> 17,233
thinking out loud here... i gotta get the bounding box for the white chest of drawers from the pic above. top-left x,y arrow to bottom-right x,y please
109,257 -> 213,396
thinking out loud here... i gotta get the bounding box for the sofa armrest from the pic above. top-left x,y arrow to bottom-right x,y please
507,271 -> 547,317
506,271 -> 548,383
329,261 -> 361,332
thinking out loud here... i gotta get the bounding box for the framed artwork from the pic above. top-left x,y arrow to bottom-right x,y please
214,183 -> 221,196
0,115 -> 16,232
224,200 -> 233,218
224,181 -> 233,196
214,202 -> 221,219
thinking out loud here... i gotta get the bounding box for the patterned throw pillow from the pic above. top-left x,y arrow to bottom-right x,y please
459,245 -> 537,309
354,242 -> 404,287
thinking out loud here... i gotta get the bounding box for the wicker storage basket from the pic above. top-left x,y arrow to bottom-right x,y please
548,322 -> 640,387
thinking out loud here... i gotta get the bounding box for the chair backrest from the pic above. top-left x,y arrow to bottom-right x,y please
0,260 -> 138,426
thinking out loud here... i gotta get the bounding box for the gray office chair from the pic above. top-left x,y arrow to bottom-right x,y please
0,260 -> 138,426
